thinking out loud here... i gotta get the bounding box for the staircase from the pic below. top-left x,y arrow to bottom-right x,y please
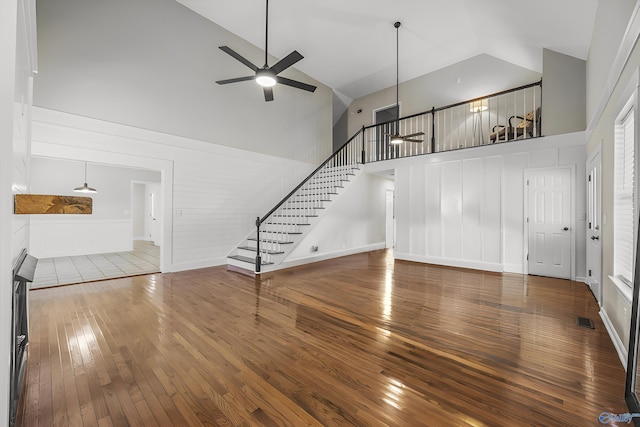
227,163 -> 361,274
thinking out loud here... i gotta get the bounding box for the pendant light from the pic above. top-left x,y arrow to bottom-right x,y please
73,161 -> 97,193
388,22 -> 424,145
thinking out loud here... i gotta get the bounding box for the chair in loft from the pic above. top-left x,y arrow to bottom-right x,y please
489,108 -> 541,143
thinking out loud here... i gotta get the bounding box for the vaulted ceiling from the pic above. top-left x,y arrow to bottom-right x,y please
178,0 -> 600,104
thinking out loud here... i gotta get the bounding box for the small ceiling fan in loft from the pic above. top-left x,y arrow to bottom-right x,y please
387,21 -> 424,144
215,0 -> 317,102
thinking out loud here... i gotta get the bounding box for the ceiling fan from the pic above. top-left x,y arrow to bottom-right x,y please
215,0 -> 317,102
388,22 -> 424,144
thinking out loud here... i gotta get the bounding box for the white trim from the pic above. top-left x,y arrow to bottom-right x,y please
600,308 -> 629,369
586,0 -> 640,138
172,257 -> 227,272
609,274 -> 634,305
18,0 -> 37,75
31,134 -> 175,273
394,252 -> 503,273
575,276 -> 588,284
274,243 -> 386,272
503,263 -> 524,274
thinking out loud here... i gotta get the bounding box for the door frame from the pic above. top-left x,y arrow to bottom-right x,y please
586,143 -> 603,304
523,165 -> 576,280
385,187 -> 395,249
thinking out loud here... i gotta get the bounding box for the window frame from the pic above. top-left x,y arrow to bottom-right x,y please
614,100 -> 638,288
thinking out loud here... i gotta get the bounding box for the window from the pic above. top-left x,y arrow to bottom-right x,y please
614,104 -> 636,286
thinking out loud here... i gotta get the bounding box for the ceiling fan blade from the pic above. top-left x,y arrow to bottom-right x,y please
403,132 -> 425,138
263,87 -> 274,102
270,50 -> 304,75
276,76 -> 317,93
404,138 -> 423,143
219,46 -> 259,72
216,76 -> 255,85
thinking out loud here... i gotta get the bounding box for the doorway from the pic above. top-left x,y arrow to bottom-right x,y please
374,104 -> 400,161
587,147 -> 602,304
526,167 -> 573,279
385,188 -> 395,249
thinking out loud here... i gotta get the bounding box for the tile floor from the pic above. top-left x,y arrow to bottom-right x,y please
31,240 -> 160,289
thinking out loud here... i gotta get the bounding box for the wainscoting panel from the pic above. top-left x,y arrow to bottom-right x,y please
393,132 -> 586,274
425,163 -> 442,257
441,160 -> 463,259
482,156 -> 502,264
409,164 -> 426,256
462,158 -> 483,261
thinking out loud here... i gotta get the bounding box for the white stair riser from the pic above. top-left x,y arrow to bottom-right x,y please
227,165 -> 362,274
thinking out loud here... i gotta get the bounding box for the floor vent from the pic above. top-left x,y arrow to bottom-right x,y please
576,316 -> 595,329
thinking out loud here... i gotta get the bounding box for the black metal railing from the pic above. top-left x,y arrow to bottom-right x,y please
363,79 -> 542,162
252,80 -> 542,271
254,130 -> 365,271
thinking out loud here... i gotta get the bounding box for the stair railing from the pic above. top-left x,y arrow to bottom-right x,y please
362,79 -> 542,162
254,129 -> 365,271
252,79 -> 542,272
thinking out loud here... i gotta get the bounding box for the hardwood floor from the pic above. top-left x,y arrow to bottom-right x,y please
17,250 -> 627,426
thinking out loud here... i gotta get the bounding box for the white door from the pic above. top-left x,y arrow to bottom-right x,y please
587,150 -> 602,303
385,188 -> 394,248
527,168 -> 572,279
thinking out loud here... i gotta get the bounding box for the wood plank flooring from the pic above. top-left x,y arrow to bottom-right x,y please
17,250 -> 627,426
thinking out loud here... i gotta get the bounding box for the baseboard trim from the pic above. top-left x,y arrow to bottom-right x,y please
278,243 -> 386,271
600,308 -> 628,370
394,252 -> 503,273
170,257 -> 227,273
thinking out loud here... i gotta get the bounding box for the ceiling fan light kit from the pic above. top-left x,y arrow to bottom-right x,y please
256,69 -> 277,87
215,0 -> 317,102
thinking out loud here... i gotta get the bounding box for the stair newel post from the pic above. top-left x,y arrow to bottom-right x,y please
361,126 -> 366,164
255,216 -> 262,273
430,107 -> 436,154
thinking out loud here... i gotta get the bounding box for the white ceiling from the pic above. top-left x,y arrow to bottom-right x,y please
177,0 -> 599,103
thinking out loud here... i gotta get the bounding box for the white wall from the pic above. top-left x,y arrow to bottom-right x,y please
131,183 -> 145,238
31,107 -> 320,272
367,133 -> 587,277
1,0 -> 36,425
27,158 -> 161,257
30,158 -> 161,219
281,172 -> 389,267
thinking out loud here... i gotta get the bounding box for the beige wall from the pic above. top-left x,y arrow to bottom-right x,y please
346,54 -> 540,137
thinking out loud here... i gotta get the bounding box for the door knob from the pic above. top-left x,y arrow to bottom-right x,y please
591,235 -> 600,240
562,227 -> 569,231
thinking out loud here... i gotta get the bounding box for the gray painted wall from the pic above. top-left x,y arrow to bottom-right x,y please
542,49 -> 586,136
34,0 -> 332,164
332,108 -> 349,152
